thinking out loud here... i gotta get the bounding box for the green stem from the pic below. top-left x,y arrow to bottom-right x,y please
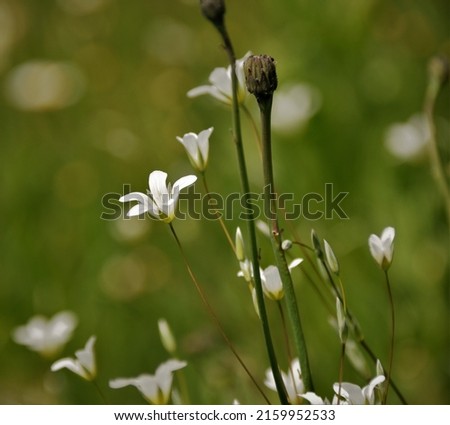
258,96 -> 313,392
168,223 -> 271,404
383,270 -> 395,404
424,65 -> 450,225
337,342 -> 346,405
211,21 -> 288,405
201,172 -> 236,254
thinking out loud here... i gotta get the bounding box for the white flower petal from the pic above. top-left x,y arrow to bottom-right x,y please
172,175 -> 197,193
363,375 -> 385,404
209,67 -> 232,99
197,127 -> 213,165
301,392 -> 327,405
288,258 -> 304,270
368,234 -> 384,265
334,382 -> 365,405
75,336 -> 96,376
51,358 -> 89,380
149,170 -> 169,210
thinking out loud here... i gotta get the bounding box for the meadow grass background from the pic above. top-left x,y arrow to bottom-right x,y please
0,0 -> 449,404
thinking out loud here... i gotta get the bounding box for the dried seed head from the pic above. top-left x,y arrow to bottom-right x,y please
199,0 -> 225,26
244,54 -> 278,101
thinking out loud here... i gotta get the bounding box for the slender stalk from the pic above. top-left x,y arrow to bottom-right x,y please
168,223 -> 271,404
424,57 -> 450,224
277,301 -> 293,365
258,95 -> 313,392
360,339 -> 407,404
383,270 -> 395,404
337,342 -> 346,405
209,21 -> 288,404
201,172 -> 236,254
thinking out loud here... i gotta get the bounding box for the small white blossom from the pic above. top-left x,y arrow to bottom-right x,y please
265,358 -> 305,404
109,359 -> 187,405
176,127 -> 213,172
12,311 -> 77,357
120,170 -> 197,223
51,336 -> 97,381
187,52 -> 251,105
368,227 -> 395,270
272,83 -> 321,134
301,374 -> 386,405
158,319 -> 176,355
385,114 -> 429,161
333,375 -> 385,405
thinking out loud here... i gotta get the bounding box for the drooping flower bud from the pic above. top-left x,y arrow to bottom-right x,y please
199,0 -> 225,26
244,55 -> 278,102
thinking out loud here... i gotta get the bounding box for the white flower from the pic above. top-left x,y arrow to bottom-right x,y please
158,319 -> 176,354
264,358 -> 305,404
301,374 -> 385,405
333,375 -> 385,405
261,266 -> 283,300
261,259 -> 303,301
272,83 -> 321,134
109,359 -> 187,405
51,336 -> 97,381
187,52 -> 251,105
368,226 -> 395,270
119,170 -> 197,223
12,311 -> 77,357
176,127 -> 213,172
384,114 -> 429,161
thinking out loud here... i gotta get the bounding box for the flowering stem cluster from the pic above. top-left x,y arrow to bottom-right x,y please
204,10 -> 289,404
251,60 -> 313,392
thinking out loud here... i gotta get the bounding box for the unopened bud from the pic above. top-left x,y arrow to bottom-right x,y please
158,318 -> 177,354
244,55 -> 278,102
281,239 -> 292,251
199,0 -> 225,26
336,298 -> 348,343
235,227 -> 245,262
324,239 -> 339,275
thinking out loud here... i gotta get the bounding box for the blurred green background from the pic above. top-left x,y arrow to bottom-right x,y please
1,0 -> 449,404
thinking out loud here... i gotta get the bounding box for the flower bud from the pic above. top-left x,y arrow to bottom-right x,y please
281,239 -> 292,251
336,298 -> 348,344
158,318 -> 177,354
244,55 -> 278,101
199,0 -> 225,26
324,239 -> 339,275
235,227 -> 245,262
